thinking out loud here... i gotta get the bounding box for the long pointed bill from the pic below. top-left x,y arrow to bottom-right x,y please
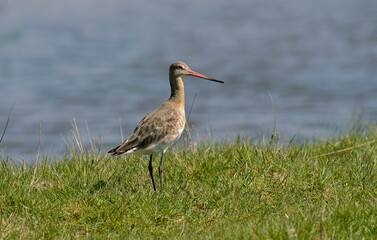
187,70 -> 224,84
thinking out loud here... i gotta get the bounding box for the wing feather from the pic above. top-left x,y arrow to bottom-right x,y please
108,103 -> 185,156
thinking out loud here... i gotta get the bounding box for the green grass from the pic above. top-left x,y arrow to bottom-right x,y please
1,124 -> 377,239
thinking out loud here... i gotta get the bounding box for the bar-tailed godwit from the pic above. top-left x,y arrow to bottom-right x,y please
108,61 -> 223,191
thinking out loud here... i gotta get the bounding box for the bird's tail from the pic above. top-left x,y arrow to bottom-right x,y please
107,145 -> 121,156
107,140 -> 137,156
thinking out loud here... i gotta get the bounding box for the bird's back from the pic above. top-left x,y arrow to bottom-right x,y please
108,101 -> 185,156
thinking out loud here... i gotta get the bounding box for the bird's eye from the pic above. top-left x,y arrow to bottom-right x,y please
178,65 -> 184,70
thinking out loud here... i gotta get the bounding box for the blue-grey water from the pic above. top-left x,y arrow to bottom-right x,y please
1,0 -> 377,162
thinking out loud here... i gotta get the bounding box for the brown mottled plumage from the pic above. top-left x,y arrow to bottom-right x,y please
108,61 -> 223,191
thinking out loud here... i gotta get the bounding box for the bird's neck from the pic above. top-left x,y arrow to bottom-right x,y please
169,75 -> 185,106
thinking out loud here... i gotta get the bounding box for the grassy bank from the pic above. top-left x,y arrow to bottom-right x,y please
1,124 -> 377,239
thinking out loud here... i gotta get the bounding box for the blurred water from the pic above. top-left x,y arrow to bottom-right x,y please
1,0 -> 376,162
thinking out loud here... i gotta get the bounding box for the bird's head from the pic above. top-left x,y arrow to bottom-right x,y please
169,61 -> 224,84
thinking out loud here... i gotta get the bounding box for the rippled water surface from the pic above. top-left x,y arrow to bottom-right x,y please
1,0 -> 377,161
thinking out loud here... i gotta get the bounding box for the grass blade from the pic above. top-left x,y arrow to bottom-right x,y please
0,105 -> 13,145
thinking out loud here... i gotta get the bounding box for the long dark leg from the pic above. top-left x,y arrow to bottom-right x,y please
159,152 -> 164,191
148,155 -> 156,191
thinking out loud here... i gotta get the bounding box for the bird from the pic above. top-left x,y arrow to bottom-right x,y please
108,61 -> 224,191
